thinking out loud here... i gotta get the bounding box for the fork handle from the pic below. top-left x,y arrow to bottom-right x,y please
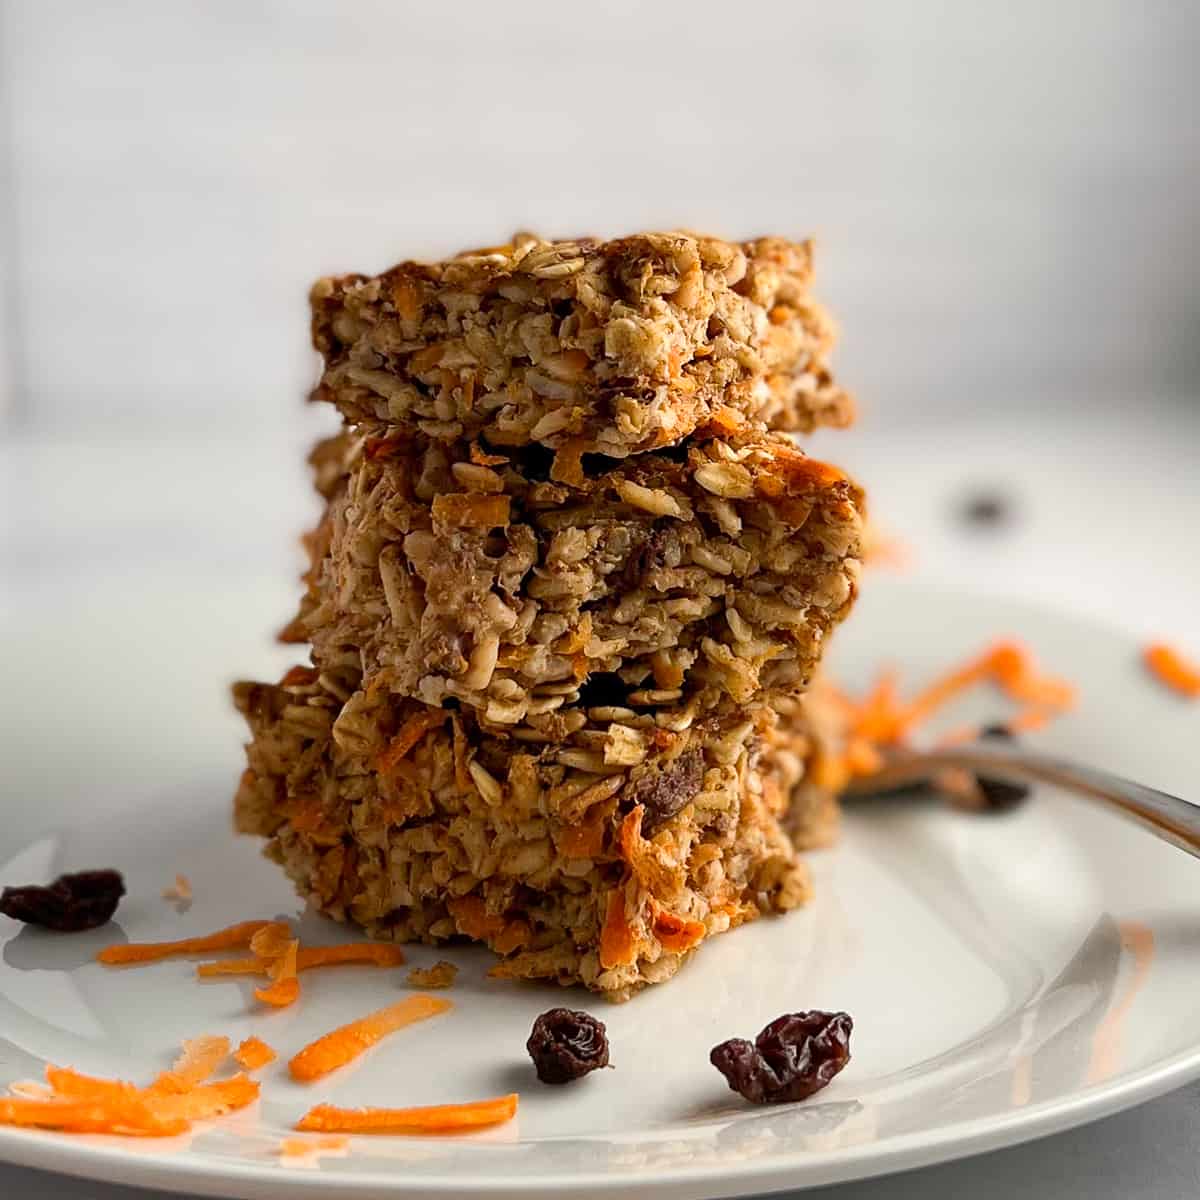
844,742 -> 1200,860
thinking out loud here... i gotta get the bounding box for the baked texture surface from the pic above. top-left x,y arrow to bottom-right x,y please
234,666 -> 843,1000
309,232 -> 854,458
288,427 -> 864,729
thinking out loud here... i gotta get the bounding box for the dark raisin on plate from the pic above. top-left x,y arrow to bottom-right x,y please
0,869 -> 125,932
711,1010 -> 852,1105
959,490 -> 1014,529
527,1007 -> 610,1084
976,723 -> 1032,809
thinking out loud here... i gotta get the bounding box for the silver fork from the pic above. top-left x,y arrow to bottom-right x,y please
843,740 -> 1200,859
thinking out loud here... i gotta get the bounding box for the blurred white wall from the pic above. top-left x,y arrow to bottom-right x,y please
1,0 -> 1198,436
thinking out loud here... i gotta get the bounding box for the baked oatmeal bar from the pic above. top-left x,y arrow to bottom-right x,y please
309,232 -> 854,458
233,667 -> 843,1000
288,426 -> 864,728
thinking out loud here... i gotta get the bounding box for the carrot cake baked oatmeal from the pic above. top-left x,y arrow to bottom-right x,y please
234,671 -> 849,1001
287,426 -> 863,722
234,229 -> 865,999
310,232 -> 853,458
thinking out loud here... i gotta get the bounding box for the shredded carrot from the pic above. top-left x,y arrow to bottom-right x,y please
249,922 -> 294,960
161,874 -> 192,902
599,889 -> 637,970
196,958 -> 262,977
199,942 -> 406,978
821,639 -> 1077,789
233,1037 -> 277,1071
296,942 -> 405,969
268,939 -> 299,981
374,710 -> 448,773
296,1093 -> 518,1134
279,1134 -> 350,1157
558,816 -> 607,859
45,1066 -> 138,1103
43,1064 -> 258,1125
617,806 -> 677,894
97,920 -> 276,965
492,919 -> 531,955
1144,642 -> 1200,698
288,995 -> 453,1082
652,909 -> 706,955
0,1096 -> 187,1137
255,975 -> 300,1007
149,1075 -> 259,1122
155,1036 -> 230,1092
843,737 -> 884,776
446,895 -> 506,940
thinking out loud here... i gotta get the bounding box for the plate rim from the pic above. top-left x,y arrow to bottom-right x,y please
1,1049 -> 1198,1198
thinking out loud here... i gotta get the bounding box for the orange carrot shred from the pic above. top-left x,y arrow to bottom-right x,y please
249,922 -> 293,960
1144,642 -> 1200,698
288,994 -> 452,1083
267,939 -> 299,982
492,919 -> 532,955
154,1036 -> 230,1092
197,957 -> 262,977
161,874 -> 192,902
294,943 -> 406,970
149,1075 -> 260,1122
375,710 -> 448,774
652,909 -> 706,954
279,1134 -> 350,1157
198,942 -> 406,978
254,976 -> 300,1007
44,1063 -> 258,1124
0,1096 -> 188,1137
234,1037 -> 277,1071
45,1065 -> 137,1103
296,1093 -> 518,1134
97,920 -> 276,965
599,888 -> 637,970
446,895 -> 506,940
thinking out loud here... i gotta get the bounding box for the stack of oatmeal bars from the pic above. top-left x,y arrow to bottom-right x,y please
234,233 -> 864,1000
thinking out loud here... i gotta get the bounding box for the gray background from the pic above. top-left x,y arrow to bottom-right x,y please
1,0 -> 1199,434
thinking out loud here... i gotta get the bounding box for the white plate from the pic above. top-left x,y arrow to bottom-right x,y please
2,577 -> 1200,1199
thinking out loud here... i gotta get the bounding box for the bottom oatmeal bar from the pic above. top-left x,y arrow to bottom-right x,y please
233,668 -> 842,1000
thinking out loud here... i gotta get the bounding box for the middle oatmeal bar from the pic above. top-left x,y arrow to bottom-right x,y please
309,231 -> 854,458
233,667 -> 841,1000
288,427 -> 865,728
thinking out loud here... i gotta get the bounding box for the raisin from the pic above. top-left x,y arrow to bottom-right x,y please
959,490 -> 1014,529
0,870 -> 125,932
710,1010 -> 852,1105
625,747 -> 705,832
976,776 -> 1030,810
977,724 -> 1031,809
527,1007 -> 610,1084
620,526 -> 672,590
980,723 -> 1016,741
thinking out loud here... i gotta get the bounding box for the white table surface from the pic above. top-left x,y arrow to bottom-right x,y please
3,400 -> 1200,1198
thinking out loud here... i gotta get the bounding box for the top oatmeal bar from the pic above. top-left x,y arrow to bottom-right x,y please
310,232 -> 854,457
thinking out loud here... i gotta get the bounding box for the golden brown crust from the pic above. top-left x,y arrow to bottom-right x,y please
309,232 -> 853,458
